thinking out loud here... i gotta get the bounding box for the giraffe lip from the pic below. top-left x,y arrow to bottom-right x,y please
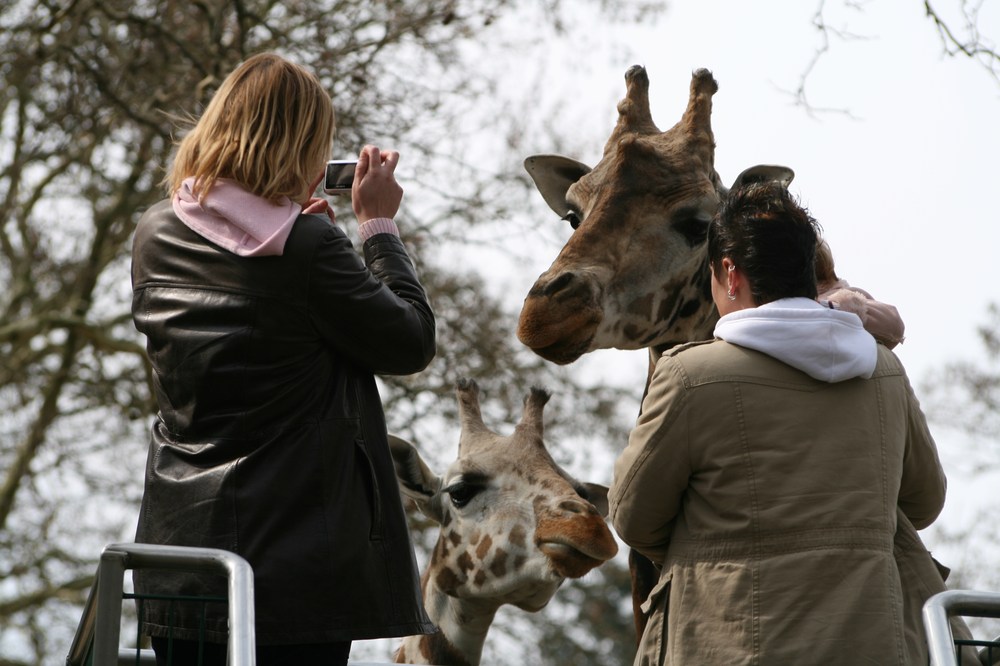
530,341 -> 589,365
538,541 -> 606,578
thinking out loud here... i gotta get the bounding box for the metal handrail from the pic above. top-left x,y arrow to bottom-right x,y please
923,589 -> 1000,666
66,543 -> 256,666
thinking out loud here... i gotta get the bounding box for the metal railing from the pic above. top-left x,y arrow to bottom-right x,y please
924,589 -> 1000,666
66,543 -> 256,666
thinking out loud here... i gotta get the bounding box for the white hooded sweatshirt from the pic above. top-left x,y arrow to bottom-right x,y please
714,297 -> 878,383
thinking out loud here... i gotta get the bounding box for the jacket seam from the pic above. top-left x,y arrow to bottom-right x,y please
734,382 -> 762,663
877,376 -> 907,663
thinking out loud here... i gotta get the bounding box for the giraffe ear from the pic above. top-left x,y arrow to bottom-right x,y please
388,434 -> 446,523
524,154 -> 592,217
582,482 -> 611,518
727,165 -> 794,192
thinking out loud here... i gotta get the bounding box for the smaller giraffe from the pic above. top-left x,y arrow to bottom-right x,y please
389,378 -> 619,666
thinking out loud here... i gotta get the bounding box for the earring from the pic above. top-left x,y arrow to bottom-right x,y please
727,290 -> 737,301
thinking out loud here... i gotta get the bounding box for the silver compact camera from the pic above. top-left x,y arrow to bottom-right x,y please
323,160 -> 357,194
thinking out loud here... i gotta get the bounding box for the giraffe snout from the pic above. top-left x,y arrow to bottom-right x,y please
518,270 -> 604,364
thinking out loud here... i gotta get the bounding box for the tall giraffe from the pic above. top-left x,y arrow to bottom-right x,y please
389,378 -> 619,666
515,65 -> 791,635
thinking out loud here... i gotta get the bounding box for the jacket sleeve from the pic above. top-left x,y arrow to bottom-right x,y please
609,353 -> 692,565
897,372 -> 947,529
307,227 -> 435,376
821,284 -> 905,349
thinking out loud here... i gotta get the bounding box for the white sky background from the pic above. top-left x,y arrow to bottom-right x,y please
357,1 -> 1000,659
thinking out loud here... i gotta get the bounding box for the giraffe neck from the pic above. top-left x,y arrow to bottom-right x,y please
642,250 -> 718,352
395,570 -> 499,666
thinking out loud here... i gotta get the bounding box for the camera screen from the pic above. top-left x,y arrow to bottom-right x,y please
325,160 -> 357,192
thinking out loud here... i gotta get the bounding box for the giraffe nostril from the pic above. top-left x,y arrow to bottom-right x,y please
541,271 -> 591,302
558,499 -> 596,516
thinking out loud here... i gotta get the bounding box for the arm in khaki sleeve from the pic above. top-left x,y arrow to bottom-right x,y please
898,373 -> 947,529
609,354 -> 693,565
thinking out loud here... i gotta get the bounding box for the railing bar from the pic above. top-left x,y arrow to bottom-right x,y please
66,544 -> 256,666
125,593 -> 227,603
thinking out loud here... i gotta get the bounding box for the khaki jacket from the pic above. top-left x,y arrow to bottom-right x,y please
610,339 -> 949,665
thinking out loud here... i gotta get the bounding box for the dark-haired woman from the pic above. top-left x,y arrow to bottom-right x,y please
609,182 -> 947,665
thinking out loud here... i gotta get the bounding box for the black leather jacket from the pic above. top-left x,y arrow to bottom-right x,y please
130,200 -> 436,644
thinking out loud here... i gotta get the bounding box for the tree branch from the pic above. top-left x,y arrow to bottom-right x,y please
924,0 -> 1000,83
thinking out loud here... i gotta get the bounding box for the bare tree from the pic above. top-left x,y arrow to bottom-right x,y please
920,304 -> 1000,639
0,0 -> 647,663
923,303 -> 1000,470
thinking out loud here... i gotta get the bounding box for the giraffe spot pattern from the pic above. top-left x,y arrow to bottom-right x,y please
490,548 -> 509,577
476,534 -> 493,561
436,566 -> 461,593
457,551 -> 474,573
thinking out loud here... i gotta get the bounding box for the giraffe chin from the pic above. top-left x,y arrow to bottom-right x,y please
517,303 -> 602,365
539,542 -> 605,579
528,342 -> 591,366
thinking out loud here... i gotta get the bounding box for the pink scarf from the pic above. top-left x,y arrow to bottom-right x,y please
173,178 -> 302,257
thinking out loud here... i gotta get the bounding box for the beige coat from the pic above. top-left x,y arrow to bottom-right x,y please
610,339 -> 949,665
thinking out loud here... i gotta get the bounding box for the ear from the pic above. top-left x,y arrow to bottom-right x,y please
582,482 -> 611,518
524,154 -> 592,217
387,434 -> 445,523
729,164 -> 795,191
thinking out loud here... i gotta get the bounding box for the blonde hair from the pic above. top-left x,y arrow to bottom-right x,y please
167,53 -> 335,204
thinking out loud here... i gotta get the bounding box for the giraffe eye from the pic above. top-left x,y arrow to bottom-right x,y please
562,210 -> 582,230
671,208 -> 711,247
444,481 -> 483,508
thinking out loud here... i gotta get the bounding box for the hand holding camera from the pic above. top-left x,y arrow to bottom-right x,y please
324,145 -> 403,224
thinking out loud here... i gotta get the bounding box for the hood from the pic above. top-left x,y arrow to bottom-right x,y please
714,297 -> 877,383
173,178 -> 301,257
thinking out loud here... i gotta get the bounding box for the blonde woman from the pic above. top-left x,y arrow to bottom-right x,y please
131,53 -> 435,665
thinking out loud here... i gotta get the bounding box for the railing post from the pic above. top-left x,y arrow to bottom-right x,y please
92,548 -> 128,666
923,589 -> 1000,666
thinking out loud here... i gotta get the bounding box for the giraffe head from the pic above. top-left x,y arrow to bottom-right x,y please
390,379 -> 618,614
517,66 -> 793,364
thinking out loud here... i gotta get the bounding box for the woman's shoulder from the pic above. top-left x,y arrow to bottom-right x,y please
282,213 -> 352,258
661,338 -> 814,387
136,198 -> 178,231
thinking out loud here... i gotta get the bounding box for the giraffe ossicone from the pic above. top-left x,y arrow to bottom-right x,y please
389,378 -> 618,666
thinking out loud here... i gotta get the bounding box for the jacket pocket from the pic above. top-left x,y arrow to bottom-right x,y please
636,569 -> 672,666
318,418 -> 383,546
353,437 -> 383,539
